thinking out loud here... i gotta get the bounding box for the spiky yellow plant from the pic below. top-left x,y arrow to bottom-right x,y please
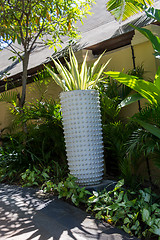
45,48 -> 110,91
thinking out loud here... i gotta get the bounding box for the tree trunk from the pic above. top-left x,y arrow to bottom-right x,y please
19,52 -> 29,108
19,52 -> 29,134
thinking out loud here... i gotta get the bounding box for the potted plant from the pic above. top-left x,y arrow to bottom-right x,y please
46,49 -> 110,186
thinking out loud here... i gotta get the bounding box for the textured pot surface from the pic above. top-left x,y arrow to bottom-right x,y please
60,90 -> 104,186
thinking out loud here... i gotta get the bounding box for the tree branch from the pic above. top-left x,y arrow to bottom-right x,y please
29,23 -> 45,53
3,40 -> 23,61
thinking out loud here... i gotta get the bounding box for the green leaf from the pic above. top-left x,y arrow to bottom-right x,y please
136,119 -> 160,139
151,203 -> 159,212
114,179 -> 124,191
147,217 -> 154,227
124,217 -> 130,224
104,71 -> 160,105
0,91 -> 17,104
71,194 -> 78,206
118,92 -> 144,108
154,66 -> 160,90
17,34 -> 21,44
110,203 -> 119,211
117,191 -> 124,202
42,172 -> 49,179
122,225 -> 131,234
79,191 -> 84,199
144,5 -> 160,22
150,225 -> 160,236
107,0 -> 153,21
142,208 -> 150,222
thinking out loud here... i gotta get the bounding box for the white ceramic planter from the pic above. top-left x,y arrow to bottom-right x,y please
60,90 -> 104,186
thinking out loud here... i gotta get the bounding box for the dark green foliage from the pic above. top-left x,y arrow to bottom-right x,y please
0,101 -> 68,184
119,104 -> 160,187
98,78 -> 136,176
103,121 -> 137,176
88,179 -> 160,240
127,64 -> 145,79
134,104 -> 160,127
98,77 -> 132,124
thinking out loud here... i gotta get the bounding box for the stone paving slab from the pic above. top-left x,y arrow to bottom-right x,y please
0,184 -> 138,240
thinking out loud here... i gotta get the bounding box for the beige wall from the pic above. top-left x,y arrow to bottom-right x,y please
133,41 -> 157,80
0,79 -> 61,130
26,78 -> 62,102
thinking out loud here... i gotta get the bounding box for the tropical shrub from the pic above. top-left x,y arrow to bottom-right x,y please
0,100 -> 67,183
97,78 -> 137,177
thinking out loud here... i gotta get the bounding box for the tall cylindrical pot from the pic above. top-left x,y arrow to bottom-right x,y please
60,90 -> 104,186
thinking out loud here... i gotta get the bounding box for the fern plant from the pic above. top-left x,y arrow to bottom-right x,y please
45,48 -> 110,91
0,91 -> 18,106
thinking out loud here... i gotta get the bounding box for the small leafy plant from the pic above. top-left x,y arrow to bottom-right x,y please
21,166 -> 50,187
42,174 -> 91,206
87,179 -> 160,240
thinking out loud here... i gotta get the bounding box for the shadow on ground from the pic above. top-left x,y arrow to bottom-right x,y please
0,184 -> 137,240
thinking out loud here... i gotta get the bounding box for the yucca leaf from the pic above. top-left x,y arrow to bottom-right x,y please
90,51 -> 106,79
91,59 -> 111,88
80,51 -> 88,89
46,48 -> 111,91
55,56 -> 78,91
69,48 -> 80,89
51,58 -> 72,91
63,67 -> 78,90
64,57 -> 71,71
45,65 -> 66,91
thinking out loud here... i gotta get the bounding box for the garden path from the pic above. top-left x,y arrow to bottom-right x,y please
0,184 -> 138,240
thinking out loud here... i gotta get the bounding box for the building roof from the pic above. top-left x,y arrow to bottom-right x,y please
0,0 -> 160,92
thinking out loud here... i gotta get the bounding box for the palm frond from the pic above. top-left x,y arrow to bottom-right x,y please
0,91 -> 17,105
107,0 -> 154,21
105,71 -> 160,105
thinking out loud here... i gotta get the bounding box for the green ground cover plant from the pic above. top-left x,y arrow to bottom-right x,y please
42,174 -> 91,207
